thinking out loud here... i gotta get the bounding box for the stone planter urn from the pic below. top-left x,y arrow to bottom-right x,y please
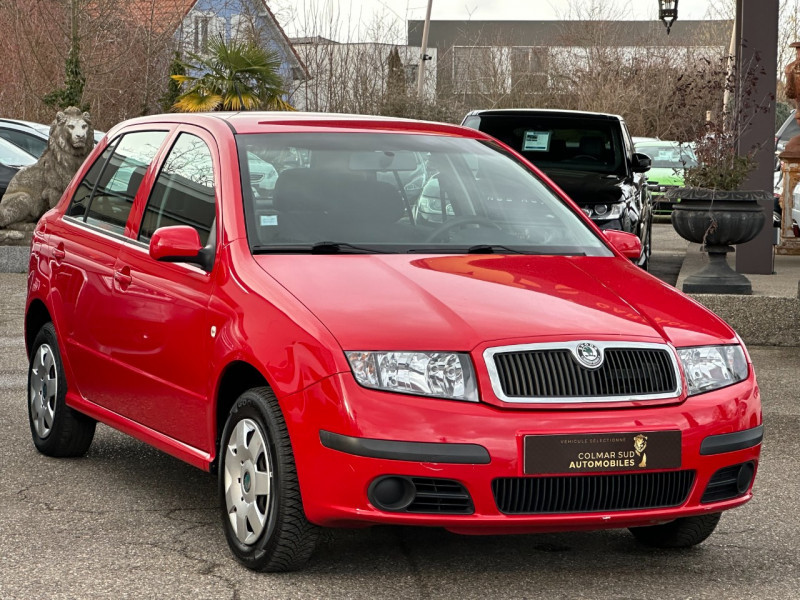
667,188 -> 769,294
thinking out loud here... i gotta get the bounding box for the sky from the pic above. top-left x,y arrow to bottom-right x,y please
280,0 -> 721,41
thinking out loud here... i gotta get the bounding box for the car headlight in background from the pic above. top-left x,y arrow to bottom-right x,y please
346,351 -> 479,402
677,345 -> 748,396
587,202 -> 624,220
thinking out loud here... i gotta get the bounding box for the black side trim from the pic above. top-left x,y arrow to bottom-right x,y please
319,430 -> 491,464
700,425 -> 764,455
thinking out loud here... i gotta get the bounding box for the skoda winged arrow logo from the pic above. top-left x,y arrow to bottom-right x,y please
574,342 -> 603,369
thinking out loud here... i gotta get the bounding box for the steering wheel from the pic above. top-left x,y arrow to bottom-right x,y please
425,215 -> 502,242
571,154 -> 600,161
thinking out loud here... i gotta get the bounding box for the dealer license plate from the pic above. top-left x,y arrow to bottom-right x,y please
524,431 -> 681,474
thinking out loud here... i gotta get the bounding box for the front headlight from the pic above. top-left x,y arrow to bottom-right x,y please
589,202 -> 624,219
677,345 -> 748,396
346,351 -> 479,402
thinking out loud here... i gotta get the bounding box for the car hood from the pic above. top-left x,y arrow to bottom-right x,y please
536,167 -> 624,206
254,254 -> 735,351
647,167 -> 685,186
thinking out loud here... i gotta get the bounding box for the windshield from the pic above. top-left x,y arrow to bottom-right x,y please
237,132 -> 612,256
636,143 -> 698,169
467,114 -> 625,175
0,137 -> 37,167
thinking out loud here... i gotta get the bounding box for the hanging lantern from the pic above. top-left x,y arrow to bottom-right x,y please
658,0 -> 678,35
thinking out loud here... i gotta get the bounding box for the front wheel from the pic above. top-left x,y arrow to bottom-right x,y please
219,387 -> 319,572
629,512 -> 722,548
639,217 -> 652,271
28,322 -> 95,457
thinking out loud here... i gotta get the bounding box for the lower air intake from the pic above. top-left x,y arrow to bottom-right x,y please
493,471 -> 695,514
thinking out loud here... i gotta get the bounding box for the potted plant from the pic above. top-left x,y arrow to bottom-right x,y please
665,54 -> 772,294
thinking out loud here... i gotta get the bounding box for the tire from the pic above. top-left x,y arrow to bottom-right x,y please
219,387 -> 319,572
28,322 -> 96,457
639,217 -> 652,271
629,512 -> 722,548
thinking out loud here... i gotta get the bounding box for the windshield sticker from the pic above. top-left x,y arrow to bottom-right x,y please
260,214 -> 278,227
522,130 -> 551,152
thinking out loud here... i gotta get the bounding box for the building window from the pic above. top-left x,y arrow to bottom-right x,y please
453,46 -> 495,95
405,64 -> 418,89
510,47 -> 549,92
194,16 -> 211,53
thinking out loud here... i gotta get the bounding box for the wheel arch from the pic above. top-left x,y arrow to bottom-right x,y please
212,360 -> 270,472
25,299 -> 52,359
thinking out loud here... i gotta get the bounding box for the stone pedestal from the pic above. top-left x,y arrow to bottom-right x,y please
0,230 -> 32,273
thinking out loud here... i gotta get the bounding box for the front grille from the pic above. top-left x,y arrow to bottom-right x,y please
493,471 -> 695,514
492,347 -> 677,399
407,477 -> 474,514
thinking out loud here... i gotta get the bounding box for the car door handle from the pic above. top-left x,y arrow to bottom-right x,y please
114,268 -> 132,289
53,246 -> 65,261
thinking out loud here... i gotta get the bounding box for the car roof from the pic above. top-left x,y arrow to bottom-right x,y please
464,108 -> 624,121
634,140 -> 683,146
0,118 -> 50,137
108,111 -> 488,139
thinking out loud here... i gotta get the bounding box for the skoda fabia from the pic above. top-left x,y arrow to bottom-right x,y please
25,113 -> 762,572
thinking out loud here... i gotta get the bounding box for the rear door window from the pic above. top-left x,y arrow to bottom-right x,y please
67,130 -> 168,234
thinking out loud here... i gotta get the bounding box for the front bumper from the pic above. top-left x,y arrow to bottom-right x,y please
279,371 -> 762,533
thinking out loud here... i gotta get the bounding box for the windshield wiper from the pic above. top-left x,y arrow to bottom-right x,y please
252,241 -> 384,254
466,244 -> 529,254
406,245 -> 587,256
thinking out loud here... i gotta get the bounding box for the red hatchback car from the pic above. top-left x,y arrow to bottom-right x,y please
25,113 -> 762,572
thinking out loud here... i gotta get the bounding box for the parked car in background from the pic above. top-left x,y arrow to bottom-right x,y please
0,118 -> 105,159
634,140 -> 697,214
776,110 -> 799,155
0,118 -> 51,158
462,109 -> 653,269
632,136 -> 660,144
0,135 -> 37,197
26,112 -> 762,572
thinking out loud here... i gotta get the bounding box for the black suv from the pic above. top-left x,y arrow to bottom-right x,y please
462,109 -> 653,269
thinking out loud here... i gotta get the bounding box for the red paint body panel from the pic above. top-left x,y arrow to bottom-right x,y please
283,373 -> 760,529
25,112 -> 762,536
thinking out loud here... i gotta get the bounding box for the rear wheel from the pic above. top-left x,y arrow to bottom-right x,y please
28,322 -> 95,457
629,512 -> 722,548
219,387 -> 319,572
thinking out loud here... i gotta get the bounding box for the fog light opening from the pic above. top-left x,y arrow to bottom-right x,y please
368,476 -> 416,511
736,462 -> 755,494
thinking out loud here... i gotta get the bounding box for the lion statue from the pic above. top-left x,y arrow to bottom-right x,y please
0,107 -> 95,231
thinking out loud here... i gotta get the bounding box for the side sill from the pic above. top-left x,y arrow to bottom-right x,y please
66,392 -> 212,471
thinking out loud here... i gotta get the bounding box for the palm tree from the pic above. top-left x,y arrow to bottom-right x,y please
171,35 -> 294,112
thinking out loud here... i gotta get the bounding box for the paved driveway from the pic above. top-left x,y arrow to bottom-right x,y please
1,263 -> 797,599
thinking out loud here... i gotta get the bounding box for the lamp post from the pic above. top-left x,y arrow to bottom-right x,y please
416,0 -> 433,98
658,0 -> 678,34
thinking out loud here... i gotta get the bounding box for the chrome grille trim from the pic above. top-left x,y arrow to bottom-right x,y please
483,341 -> 682,404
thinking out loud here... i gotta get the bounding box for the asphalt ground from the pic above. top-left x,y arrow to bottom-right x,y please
1,228 -> 797,599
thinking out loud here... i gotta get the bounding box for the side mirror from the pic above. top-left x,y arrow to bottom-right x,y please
603,229 -> 642,260
632,152 -> 651,173
149,226 -> 210,270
